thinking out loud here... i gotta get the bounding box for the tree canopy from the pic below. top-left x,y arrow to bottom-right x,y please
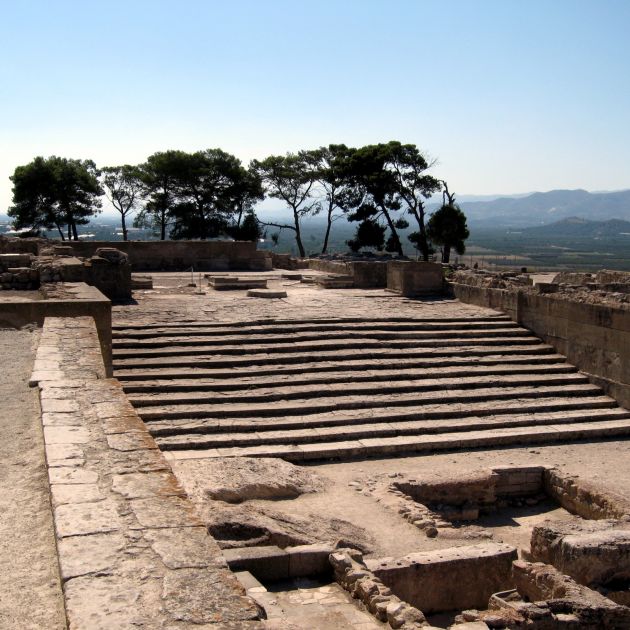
9,156 -> 103,240
7,143 -> 467,257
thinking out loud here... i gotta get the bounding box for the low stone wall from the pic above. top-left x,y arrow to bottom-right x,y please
31,316 -> 263,628
366,543 -> 517,613
451,281 -> 630,409
387,261 -> 444,296
54,240 -> 271,272
0,282 -> 113,375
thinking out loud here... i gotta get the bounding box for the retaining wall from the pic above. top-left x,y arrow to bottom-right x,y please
451,282 -> 630,409
49,240 -> 271,271
31,316 -> 263,628
0,283 -> 112,376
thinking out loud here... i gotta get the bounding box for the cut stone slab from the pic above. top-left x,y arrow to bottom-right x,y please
45,443 -> 85,467
223,546 -> 290,581
161,567 -> 263,624
106,432 -> 158,452
172,456 -> 326,504
111,471 -> 186,500
64,574 -> 161,629
128,496 -> 203,529
54,500 -> 121,537
143,526 -> 226,570
247,288 -> 287,298
49,467 -> 99,485
44,426 -> 91,445
51,483 -> 104,506
57,532 -> 126,580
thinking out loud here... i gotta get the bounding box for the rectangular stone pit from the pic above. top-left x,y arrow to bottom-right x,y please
366,542 -> 518,613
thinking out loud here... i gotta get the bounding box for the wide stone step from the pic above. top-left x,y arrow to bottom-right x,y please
161,418 -> 630,462
111,315 -> 513,332
112,327 -> 530,349
114,353 -> 569,381
136,383 -> 604,420
145,396 -> 619,435
154,407 -> 630,450
128,372 -> 589,407
113,335 -> 544,359
112,319 -> 521,339
120,362 -> 577,393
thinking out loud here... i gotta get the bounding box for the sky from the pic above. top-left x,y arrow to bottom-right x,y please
1,0 -> 629,215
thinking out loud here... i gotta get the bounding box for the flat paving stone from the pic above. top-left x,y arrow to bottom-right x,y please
143,526 -> 225,569
128,496 -> 203,529
111,471 -> 186,499
54,500 -> 121,537
51,483 -> 104,506
49,467 -> 99,485
57,532 -> 126,580
44,426 -> 91,444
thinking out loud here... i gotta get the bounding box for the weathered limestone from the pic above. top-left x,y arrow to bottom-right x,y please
387,261 -> 444,296
451,270 -> 630,408
31,316 -> 265,628
512,560 -> 630,628
111,315 -> 630,461
366,543 -> 518,613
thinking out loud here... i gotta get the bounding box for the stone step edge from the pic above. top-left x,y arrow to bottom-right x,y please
112,315 -> 512,331
112,329 -> 529,348
136,384 -> 605,420
162,419 -> 630,462
113,335 -> 542,357
120,364 -> 578,393
113,354 -> 570,380
144,397 -> 619,435
128,373 -> 590,407
154,409 -> 630,450
113,345 -> 557,369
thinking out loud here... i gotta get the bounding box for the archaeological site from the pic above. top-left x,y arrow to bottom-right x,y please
4,235 -> 630,630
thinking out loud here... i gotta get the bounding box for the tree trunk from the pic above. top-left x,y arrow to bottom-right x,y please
292,207 -> 306,257
121,213 -> 128,241
56,223 -> 65,240
380,206 -> 403,256
160,207 -> 166,240
71,221 -> 79,241
442,245 -> 451,264
321,207 -> 333,254
67,223 -> 72,241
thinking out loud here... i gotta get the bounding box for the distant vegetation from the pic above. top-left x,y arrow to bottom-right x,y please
6,143 -> 467,263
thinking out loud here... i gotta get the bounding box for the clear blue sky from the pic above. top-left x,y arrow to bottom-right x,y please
1,0 -> 629,213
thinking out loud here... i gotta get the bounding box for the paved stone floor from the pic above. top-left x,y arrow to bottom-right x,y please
0,328 -> 66,630
253,577 -> 383,629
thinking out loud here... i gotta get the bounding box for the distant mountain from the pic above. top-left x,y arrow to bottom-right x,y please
519,216 -> 630,239
460,189 -> 630,228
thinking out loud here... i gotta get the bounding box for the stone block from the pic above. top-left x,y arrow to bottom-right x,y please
367,543 -> 517,613
287,544 -> 334,577
387,261 -> 444,296
223,545 -> 290,581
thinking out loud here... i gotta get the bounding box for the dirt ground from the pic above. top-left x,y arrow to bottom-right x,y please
236,439 -> 630,560
0,328 -> 66,630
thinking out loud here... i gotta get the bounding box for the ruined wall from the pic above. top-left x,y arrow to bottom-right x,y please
50,240 -> 271,271
451,282 -> 630,409
387,261 -> 444,296
0,283 -> 112,375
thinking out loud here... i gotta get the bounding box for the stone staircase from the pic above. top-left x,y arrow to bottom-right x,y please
112,316 -> 630,461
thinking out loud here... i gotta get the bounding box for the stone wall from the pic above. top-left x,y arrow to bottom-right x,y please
0,282 -> 113,376
51,240 -> 271,271
366,543 -> 517,613
451,281 -> 630,409
387,261 -> 444,296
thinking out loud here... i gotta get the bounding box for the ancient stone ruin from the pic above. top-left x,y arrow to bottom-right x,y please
3,236 -> 630,629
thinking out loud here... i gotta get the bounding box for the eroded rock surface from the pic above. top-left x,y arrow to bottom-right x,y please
203,503 -> 374,552
173,456 -> 327,503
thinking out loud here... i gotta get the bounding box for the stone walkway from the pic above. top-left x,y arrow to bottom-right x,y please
0,328 -> 66,630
